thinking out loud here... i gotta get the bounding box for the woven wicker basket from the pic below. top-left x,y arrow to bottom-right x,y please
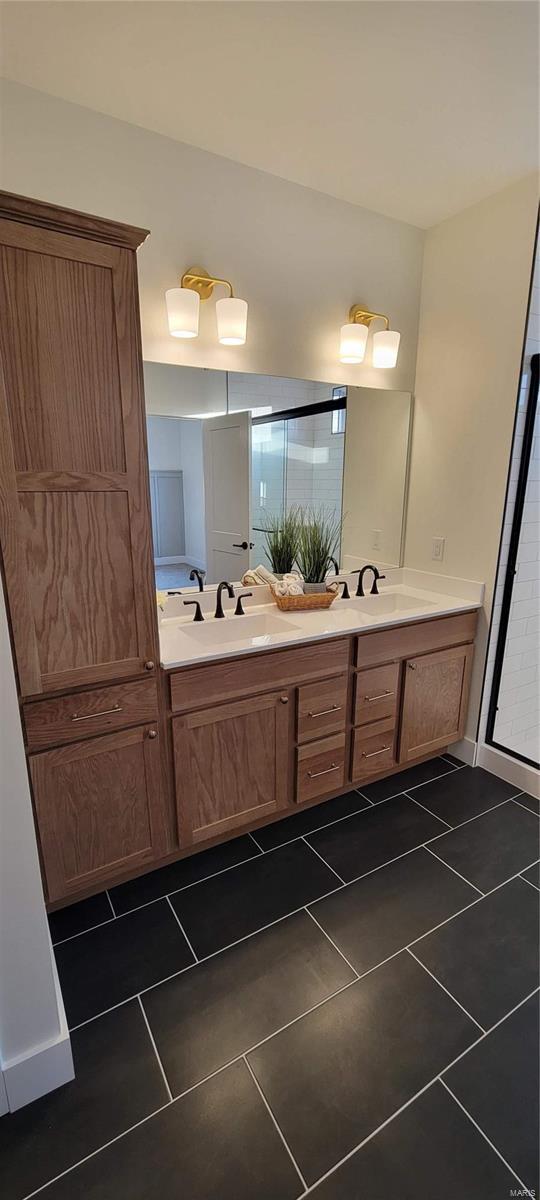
273,590 -> 337,612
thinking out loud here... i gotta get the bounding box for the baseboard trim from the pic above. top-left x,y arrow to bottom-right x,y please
1,955 -> 74,1111
476,743 -> 539,799
448,736 -> 476,766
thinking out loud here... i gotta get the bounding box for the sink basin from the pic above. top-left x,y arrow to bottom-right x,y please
182,612 -> 301,645
353,591 -> 436,615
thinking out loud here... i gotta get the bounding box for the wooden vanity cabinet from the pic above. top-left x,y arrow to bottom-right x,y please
399,643 -> 474,763
173,691 -> 291,844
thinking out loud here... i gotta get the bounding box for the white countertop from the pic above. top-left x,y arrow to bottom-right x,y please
159,568 -> 484,671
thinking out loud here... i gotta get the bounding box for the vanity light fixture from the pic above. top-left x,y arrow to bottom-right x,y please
339,304 -> 401,368
165,266 -> 248,345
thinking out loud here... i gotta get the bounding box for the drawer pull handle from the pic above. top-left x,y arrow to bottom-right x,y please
308,704 -> 342,718
71,704 -> 122,722
364,691 -> 394,703
361,745 -> 391,759
307,762 -> 339,779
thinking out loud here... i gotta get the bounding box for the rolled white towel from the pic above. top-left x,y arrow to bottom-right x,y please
241,565 -> 278,587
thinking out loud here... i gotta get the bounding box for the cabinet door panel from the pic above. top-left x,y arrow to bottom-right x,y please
173,693 -> 290,844
30,725 -> 164,902
399,643 -> 473,763
0,217 -> 158,696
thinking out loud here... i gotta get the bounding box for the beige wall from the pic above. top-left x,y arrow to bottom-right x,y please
342,387 -> 412,569
0,80 -> 423,392
404,175 -> 538,741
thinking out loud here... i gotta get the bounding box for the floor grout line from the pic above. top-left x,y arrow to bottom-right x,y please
304,907 -> 359,978
512,797 -> 540,818
405,792 -> 453,828
301,836 -> 346,884
137,996 -> 173,1103
423,844 -> 485,895
243,1057 -> 308,1194
166,895 -> 199,962
51,914 -> 117,948
520,872 -> 540,891
248,831 -> 264,852
440,1080 -> 536,1198
422,793 -> 524,838
406,948 -> 485,1033
105,890 -> 116,918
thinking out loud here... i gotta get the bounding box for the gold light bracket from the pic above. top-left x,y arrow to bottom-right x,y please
348,304 -> 390,330
181,266 -> 234,301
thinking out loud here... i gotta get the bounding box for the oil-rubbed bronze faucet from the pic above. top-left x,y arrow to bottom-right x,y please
356,564 -> 386,597
215,581 -> 235,618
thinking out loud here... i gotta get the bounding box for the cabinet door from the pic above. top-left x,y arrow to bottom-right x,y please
173,693 -> 290,844
30,724 -> 164,901
0,216 -> 158,697
399,643 -> 473,763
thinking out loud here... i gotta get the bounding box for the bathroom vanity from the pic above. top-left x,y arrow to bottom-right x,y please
0,190 -> 483,909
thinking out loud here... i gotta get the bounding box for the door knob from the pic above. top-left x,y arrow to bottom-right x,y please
144,660 -> 155,671
233,541 -> 249,550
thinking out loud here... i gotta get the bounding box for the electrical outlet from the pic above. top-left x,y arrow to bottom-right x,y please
372,529 -> 382,550
432,536 -> 445,562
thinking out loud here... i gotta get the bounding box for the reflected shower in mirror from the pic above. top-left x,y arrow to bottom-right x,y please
143,362 -> 412,591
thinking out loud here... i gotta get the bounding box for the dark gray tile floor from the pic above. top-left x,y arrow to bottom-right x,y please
2,761 -> 538,1199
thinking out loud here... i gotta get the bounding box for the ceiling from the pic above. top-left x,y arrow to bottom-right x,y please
1,1 -> 538,228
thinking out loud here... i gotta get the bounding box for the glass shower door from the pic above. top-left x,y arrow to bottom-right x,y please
250,419 -> 287,568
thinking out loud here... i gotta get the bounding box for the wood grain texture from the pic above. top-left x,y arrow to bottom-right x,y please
0,213 -> 159,697
0,190 -> 149,249
296,674 -> 348,744
0,244 -> 125,473
351,716 -> 397,783
168,638 -> 350,713
296,733 -> 346,804
355,610 -> 477,668
24,678 -> 158,750
399,643 -> 474,763
30,724 -> 162,902
173,693 -> 290,844
354,662 -> 401,727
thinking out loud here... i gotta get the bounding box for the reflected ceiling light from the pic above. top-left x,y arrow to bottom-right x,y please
339,304 -> 400,368
165,266 -> 248,345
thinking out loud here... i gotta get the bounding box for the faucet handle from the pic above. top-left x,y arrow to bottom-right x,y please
371,572 -> 386,596
234,591 -> 253,616
337,580 -> 350,600
183,599 -> 204,623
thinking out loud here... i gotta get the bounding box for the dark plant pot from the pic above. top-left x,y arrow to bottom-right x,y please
304,582 -> 327,594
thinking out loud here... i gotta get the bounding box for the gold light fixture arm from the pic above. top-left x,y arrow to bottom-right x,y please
348,304 -> 390,330
181,266 -> 234,301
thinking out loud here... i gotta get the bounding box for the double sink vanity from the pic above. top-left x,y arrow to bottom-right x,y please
159,569 -> 482,852
0,190 -> 484,912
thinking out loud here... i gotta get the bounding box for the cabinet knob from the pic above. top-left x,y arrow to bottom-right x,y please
280,695 -> 289,704
408,663 -> 417,670
147,729 -> 158,739
144,660 -> 155,671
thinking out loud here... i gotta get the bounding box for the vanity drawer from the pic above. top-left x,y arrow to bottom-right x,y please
169,637 -> 350,713
355,611 -> 478,669
351,717 -> 397,783
23,678 -> 158,750
354,663 -> 400,727
297,675 -> 348,744
296,733 -> 346,804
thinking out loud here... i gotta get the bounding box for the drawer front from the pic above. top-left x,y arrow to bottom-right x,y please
355,611 -> 478,669
170,637 -> 350,713
24,678 -> 158,750
296,733 -> 346,804
354,663 -> 400,727
351,717 -> 397,783
297,675 -> 348,744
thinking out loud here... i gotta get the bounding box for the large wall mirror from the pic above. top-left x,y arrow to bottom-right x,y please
143,362 -> 412,590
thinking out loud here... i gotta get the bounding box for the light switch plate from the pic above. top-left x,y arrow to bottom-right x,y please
372,529 -> 382,550
432,536 -> 445,562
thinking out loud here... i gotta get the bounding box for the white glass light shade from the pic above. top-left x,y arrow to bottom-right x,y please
339,322 -> 368,364
165,287 -> 200,338
372,329 -> 401,368
216,296 -> 248,345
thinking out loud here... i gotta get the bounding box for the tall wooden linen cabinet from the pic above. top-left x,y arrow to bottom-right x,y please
0,191 -> 172,904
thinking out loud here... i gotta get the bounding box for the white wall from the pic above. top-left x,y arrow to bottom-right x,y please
0,586 -> 73,1111
143,362 -> 226,419
0,80 -> 424,392
146,414 -> 206,567
404,176 -> 538,744
342,388 -> 412,568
